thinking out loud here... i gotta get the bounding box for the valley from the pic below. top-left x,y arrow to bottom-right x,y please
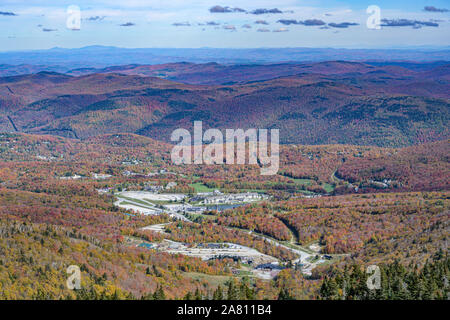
113,188 -> 331,278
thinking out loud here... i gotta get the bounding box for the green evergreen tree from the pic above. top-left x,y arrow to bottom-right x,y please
213,285 -> 224,300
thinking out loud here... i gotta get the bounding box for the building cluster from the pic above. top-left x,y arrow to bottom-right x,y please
143,181 -> 177,192
60,173 -> 112,180
191,191 -> 266,205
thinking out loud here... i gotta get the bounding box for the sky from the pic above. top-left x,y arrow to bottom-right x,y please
1,0 -> 449,51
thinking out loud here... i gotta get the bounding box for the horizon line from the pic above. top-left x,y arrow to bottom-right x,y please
2,44 -> 450,54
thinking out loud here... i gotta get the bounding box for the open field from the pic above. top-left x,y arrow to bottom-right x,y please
189,183 -> 216,193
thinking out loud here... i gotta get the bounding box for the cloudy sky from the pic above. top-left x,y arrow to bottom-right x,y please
1,0 -> 449,51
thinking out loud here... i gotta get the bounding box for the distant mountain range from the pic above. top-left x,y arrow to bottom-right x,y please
1,60 -> 450,84
0,60 -> 448,147
1,46 -> 450,69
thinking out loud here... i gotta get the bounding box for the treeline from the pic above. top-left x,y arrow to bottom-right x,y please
320,254 -> 449,300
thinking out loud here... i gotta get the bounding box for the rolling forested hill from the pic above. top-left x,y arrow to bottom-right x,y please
0,61 -> 448,147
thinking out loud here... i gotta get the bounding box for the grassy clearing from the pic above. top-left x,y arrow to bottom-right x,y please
183,272 -> 236,286
321,183 -> 335,193
189,182 -> 215,193
183,271 -> 255,286
291,178 -> 314,185
237,270 -> 253,276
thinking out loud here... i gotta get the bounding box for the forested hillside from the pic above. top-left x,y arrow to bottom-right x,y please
0,62 -> 448,147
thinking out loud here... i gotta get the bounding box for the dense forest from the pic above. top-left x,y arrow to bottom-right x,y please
320,255 -> 449,300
